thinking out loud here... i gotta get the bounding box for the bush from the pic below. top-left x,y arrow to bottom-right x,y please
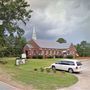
54,55 -> 64,58
55,55 -> 59,58
66,55 -> 73,59
32,55 -> 43,59
0,60 -> 8,64
32,55 -> 38,59
59,55 -> 63,58
46,68 -> 51,73
34,68 -> 38,71
40,67 -> 44,72
38,55 -> 43,59
47,56 -> 53,59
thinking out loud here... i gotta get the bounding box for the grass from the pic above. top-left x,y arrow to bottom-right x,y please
0,58 -> 78,90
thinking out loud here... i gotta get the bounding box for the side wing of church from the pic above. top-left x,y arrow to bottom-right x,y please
23,28 -> 78,58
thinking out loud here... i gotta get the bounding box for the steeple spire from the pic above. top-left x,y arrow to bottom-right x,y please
32,27 -> 37,40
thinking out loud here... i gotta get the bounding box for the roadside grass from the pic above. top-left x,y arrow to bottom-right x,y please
0,58 -> 78,90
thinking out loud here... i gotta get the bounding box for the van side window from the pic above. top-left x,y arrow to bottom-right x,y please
60,61 -> 68,65
60,61 -> 75,65
68,61 -> 75,65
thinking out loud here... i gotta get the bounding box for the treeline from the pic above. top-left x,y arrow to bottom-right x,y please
0,36 -> 26,57
57,38 -> 90,57
76,41 -> 90,57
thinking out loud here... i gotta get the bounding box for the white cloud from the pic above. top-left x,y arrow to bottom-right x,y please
24,0 -> 90,43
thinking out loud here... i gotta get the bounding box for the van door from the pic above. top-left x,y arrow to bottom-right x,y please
58,61 -> 67,71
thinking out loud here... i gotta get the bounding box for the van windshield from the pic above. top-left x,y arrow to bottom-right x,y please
76,62 -> 82,66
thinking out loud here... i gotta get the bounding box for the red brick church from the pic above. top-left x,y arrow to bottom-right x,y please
23,28 -> 78,58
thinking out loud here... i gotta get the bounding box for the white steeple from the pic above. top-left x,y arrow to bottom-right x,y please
32,27 -> 37,40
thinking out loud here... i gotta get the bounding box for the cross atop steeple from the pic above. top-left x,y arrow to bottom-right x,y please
32,27 -> 37,40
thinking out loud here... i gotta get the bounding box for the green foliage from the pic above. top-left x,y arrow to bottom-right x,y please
57,38 -> 67,43
66,55 -> 73,59
0,37 -> 27,57
0,0 -> 32,37
54,55 -> 63,58
0,0 -> 32,57
34,68 -> 38,71
46,68 -> 51,73
47,56 -> 53,58
0,60 -> 8,64
59,55 -> 64,58
40,67 -> 44,72
55,55 -> 59,58
37,55 -> 43,59
76,41 -> 90,57
32,55 -> 38,59
0,25 -> 6,51
81,41 -> 87,46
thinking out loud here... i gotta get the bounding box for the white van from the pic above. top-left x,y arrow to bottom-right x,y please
51,59 -> 82,73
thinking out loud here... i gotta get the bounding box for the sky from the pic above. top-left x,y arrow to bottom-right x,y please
21,0 -> 90,44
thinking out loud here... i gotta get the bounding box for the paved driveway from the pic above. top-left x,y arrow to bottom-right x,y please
0,81 -> 21,90
58,60 -> 90,90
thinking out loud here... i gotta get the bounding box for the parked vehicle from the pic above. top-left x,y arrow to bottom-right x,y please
51,59 -> 82,73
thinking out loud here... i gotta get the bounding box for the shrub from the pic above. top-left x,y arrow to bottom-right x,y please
38,55 -> 43,59
55,55 -> 59,58
47,56 -> 53,59
0,60 -> 8,64
40,67 -> 44,72
46,68 -> 51,73
32,55 -> 43,59
32,55 -> 37,59
59,55 -> 63,58
66,55 -> 73,59
34,68 -> 38,71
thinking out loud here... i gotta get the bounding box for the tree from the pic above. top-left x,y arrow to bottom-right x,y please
57,38 -> 67,43
0,0 -> 32,57
81,41 -> 87,46
76,41 -> 90,57
0,25 -> 7,54
1,36 -> 27,57
0,0 -> 32,45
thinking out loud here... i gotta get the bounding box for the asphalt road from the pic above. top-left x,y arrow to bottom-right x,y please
58,60 -> 90,90
0,81 -> 20,90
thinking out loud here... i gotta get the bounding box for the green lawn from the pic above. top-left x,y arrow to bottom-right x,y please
0,58 -> 78,90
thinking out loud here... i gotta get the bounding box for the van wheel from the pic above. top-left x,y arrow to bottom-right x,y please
68,68 -> 73,73
52,66 -> 56,70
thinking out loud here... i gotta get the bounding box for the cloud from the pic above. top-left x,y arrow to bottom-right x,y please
24,0 -> 90,43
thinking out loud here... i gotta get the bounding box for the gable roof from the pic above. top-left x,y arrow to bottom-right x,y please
32,39 -> 71,49
25,44 -> 33,48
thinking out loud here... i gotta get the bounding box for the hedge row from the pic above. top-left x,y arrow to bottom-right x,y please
31,55 -> 73,59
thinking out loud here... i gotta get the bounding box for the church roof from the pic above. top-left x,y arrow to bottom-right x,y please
29,28 -> 71,49
26,44 -> 33,48
32,39 -> 71,49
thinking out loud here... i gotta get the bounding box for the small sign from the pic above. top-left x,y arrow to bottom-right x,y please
21,53 -> 26,59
